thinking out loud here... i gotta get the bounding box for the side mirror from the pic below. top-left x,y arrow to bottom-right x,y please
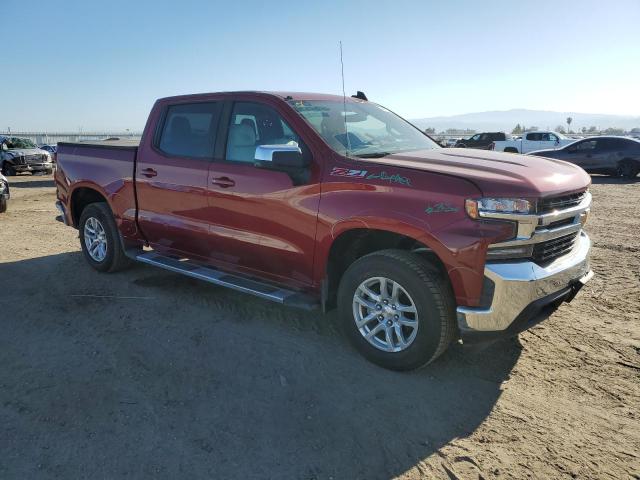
1,143 -> 7,151
255,144 -> 308,168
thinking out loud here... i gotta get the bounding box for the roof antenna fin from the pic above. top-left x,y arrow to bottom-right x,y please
339,41 -> 351,156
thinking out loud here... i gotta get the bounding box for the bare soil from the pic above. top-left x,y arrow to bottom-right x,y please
0,174 -> 638,479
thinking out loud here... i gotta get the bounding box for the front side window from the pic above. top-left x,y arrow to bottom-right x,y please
289,100 -> 439,157
574,140 -> 597,151
158,102 -> 221,158
226,102 -> 300,163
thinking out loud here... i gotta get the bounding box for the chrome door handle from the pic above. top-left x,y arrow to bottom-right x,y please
142,168 -> 158,178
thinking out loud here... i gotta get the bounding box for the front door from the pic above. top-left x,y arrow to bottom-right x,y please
136,101 -> 222,260
206,100 -> 320,287
565,139 -> 597,169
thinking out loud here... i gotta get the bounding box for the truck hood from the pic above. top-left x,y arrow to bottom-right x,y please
5,148 -> 47,157
362,148 -> 590,198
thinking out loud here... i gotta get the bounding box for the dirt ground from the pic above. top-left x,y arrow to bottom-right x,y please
0,173 -> 638,479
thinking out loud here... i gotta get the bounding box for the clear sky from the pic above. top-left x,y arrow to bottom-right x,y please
2,0 -> 639,131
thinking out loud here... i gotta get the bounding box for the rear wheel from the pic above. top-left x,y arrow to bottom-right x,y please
616,159 -> 639,179
338,250 -> 456,371
79,203 -> 133,273
0,196 -> 7,213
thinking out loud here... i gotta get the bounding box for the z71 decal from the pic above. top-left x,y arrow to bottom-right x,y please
330,167 -> 411,185
330,167 -> 369,178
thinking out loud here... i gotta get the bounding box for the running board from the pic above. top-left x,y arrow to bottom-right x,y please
135,251 -> 319,311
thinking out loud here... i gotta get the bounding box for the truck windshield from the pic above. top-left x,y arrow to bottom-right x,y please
289,100 -> 440,157
5,137 -> 37,149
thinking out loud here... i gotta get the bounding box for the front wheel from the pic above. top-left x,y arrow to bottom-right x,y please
338,250 -> 457,371
2,163 -> 16,176
79,203 -> 133,273
0,196 -> 7,213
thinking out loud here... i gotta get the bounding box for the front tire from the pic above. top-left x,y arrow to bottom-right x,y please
2,163 -> 16,176
79,203 -> 132,273
338,250 -> 457,371
0,196 -> 7,213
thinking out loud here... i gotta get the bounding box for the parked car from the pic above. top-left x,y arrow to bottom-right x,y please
54,91 -> 593,371
1,136 -> 54,175
0,173 -> 9,212
490,131 -> 575,154
528,136 -> 640,178
456,132 -> 509,149
40,144 -> 58,163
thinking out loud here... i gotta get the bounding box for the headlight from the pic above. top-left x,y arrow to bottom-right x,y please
465,198 -> 534,219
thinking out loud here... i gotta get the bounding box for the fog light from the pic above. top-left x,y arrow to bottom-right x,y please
579,210 -> 589,226
486,245 -> 534,260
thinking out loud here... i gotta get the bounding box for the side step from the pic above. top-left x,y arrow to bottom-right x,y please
134,251 -> 319,311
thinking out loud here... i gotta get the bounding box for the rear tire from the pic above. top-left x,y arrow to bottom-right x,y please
0,196 -> 7,213
616,159 -> 639,179
79,203 -> 133,273
337,249 -> 457,371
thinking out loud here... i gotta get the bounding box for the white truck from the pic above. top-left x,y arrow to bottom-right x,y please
490,131 -> 575,154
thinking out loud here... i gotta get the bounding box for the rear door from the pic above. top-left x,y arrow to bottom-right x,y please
206,98 -> 321,287
135,101 -> 223,260
592,138 -> 628,171
524,132 -> 542,152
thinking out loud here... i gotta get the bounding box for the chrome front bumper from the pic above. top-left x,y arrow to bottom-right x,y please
457,231 -> 592,334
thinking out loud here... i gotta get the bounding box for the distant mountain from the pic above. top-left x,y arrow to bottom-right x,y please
411,109 -> 640,133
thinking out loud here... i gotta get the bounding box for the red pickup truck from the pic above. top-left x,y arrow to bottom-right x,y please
55,91 -> 593,370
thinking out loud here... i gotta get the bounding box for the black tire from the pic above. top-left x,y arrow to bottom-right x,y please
78,202 -> 133,273
2,163 -> 16,176
0,196 -> 7,213
616,159 -> 639,179
337,249 -> 457,371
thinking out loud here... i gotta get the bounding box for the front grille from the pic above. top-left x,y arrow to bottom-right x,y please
539,191 -> 586,213
25,154 -> 45,164
532,232 -> 579,264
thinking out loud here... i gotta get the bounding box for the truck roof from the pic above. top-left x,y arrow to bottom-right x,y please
156,91 -> 362,103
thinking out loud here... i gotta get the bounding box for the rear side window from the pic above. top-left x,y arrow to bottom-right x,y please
597,138 -> 629,150
526,133 -> 542,141
157,102 -> 221,158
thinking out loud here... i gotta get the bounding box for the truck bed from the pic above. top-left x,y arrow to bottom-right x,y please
57,139 -> 140,150
55,140 -> 139,237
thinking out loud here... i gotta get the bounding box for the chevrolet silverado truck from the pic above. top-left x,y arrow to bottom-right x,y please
490,131 -> 575,154
1,136 -> 54,175
54,91 -> 593,371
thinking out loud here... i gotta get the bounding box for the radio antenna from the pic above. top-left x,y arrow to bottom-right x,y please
339,41 -> 351,155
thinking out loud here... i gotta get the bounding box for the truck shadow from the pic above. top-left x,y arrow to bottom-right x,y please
6,176 -> 55,189
0,252 -> 520,479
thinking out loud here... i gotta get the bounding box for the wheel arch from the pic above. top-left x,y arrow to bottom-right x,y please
69,184 -> 112,228
320,222 -> 451,311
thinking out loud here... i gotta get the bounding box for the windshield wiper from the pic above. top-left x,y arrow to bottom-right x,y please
353,152 -> 392,158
